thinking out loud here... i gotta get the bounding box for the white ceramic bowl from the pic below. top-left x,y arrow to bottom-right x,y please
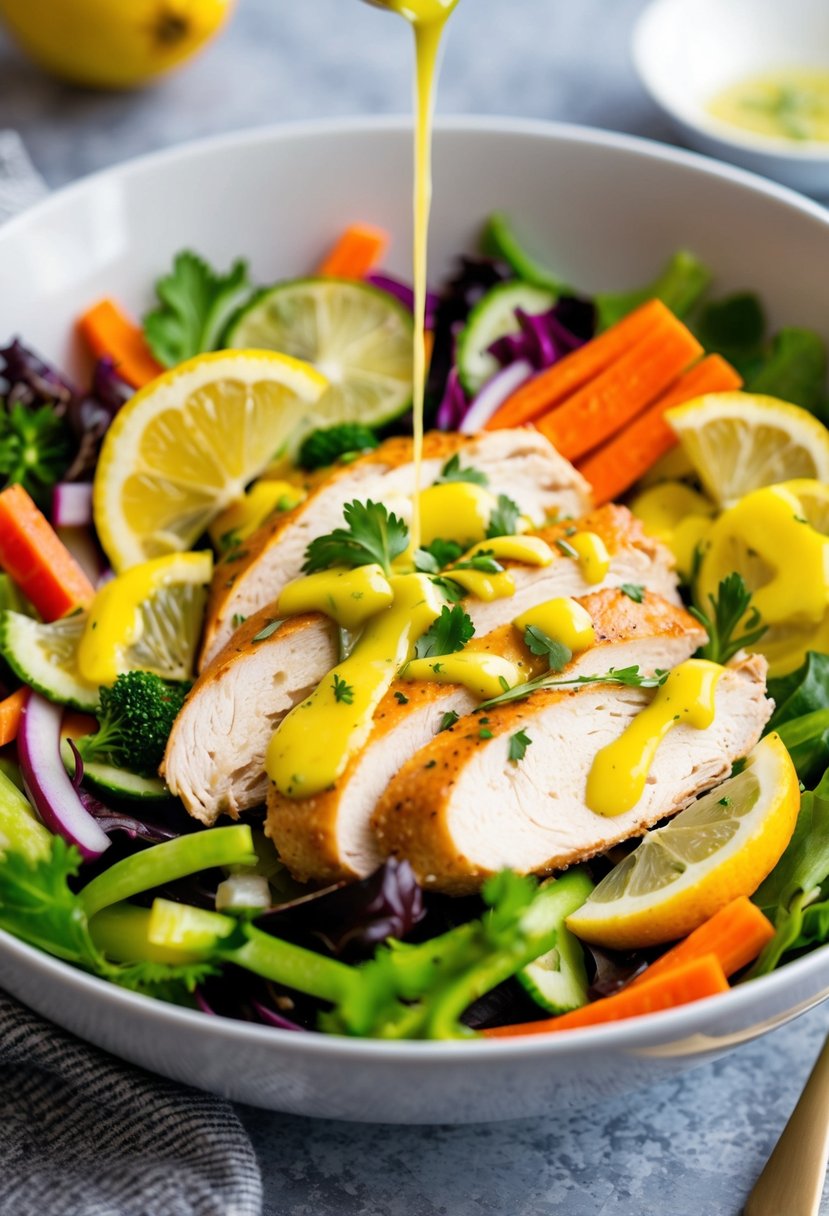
2,118 -> 829,1124
633,0 -> 829,196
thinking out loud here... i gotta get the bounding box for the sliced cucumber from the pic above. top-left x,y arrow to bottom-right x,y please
456,281 -> 556,396
226,277 -> 414,429
518,869 -> 594,1015
0,609 -> 99,712
60,739 -> 170,801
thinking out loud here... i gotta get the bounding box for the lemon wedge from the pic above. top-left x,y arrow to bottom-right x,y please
566,734 -> 799,949
93,350 -> 327,571
666,392 -> 829,509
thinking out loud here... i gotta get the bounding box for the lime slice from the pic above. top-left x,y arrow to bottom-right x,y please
0,610 -> 98,711
226,278 -> 414,427
94,350 -> 328,571
456,281 -> 555,395
567,735 -> 799,948
666,392 -> 829,509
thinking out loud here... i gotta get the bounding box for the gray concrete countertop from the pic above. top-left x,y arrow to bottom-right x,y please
1,1 -> 826,1212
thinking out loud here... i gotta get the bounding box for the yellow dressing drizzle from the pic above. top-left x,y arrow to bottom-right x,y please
266,573 -> 444,798
585,659 -> 723,818
447,569 -> 515,602
208,480 -> 305,549
568,531 -> 610,585
403,653 -> 525,700
513,597 -> 596,653
277,564 -> 393,629
418,482 -> 496,546
77,552 -> 212,687
467,536 -> 554,567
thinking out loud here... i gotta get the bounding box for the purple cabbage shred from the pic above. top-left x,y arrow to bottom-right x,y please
488,297 -> 596,373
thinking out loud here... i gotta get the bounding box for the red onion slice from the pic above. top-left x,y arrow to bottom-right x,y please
52,483 -> 93,528
18,691 -> 110,860
459,360 -> 534,434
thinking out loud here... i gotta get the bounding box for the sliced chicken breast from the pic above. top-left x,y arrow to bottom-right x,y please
266,590 -> 707,884
373,654 -> 771,894
200,428 -> 591,666
162,607 -> 339,824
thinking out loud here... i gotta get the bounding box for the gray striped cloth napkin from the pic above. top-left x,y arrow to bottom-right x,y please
0,133 -> 263,1216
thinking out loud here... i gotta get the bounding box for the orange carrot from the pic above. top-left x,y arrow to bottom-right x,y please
630,898 -> 774,988
535,310 -> 704,462
483,955 -> 728,1038
485,298 -> 669,430
0,485 -> 95,621
317,224 -> 389,279
77,298 -> 164,389
0,687 -> 27,748
578,354 -> 743,504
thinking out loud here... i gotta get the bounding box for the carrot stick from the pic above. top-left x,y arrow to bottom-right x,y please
77,298 -> 164,389
630,897 -> 774,988
535,311 -> 704,462
317,224 -> 389,279
577,354 -> 743,504
0,688 -> 27,748
0,485 -> 95,621
485,298 -> 669,430
483,954 -> 728,1038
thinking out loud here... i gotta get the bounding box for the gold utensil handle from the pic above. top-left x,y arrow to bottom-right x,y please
745,1034 -> 829,1216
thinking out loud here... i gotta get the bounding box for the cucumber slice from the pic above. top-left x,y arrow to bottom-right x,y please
456,281 -> 556,396
60,739 -> 170,801
481,212 -> 568,294
226,277 -> 414,429
518,869 -> 594,1015
0,609 -> 98,712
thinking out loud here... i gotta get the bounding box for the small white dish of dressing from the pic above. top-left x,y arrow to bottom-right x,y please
633,0 -> 829,196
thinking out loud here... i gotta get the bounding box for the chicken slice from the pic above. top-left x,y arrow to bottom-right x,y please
266,589 -> 706,884
200,428 -> 592,667
162,607 -> 339,823
373,654 -> 771,894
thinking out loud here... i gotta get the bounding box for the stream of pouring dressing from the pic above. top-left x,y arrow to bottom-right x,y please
368,0 -> 460,550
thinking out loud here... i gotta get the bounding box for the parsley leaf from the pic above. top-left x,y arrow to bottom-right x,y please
332,674 -> 355,704
508,729 -> 532,763
452,551 -> 505,574
620,583 -> 645,603
415,605 -> 475,659
690,572 -> 767,665
439,710 -> 460,732
303,500 -> 409,576
143,251 -> 253,367
523,625 -> 572,673
486,494 -> 522,539
414,538 -> 464,574
436,453 -> 489,486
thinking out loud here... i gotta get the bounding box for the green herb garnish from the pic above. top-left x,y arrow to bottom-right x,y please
303,499 -> 409,576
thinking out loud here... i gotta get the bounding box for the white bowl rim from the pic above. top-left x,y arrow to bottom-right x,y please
3,112 -> 829,1064
632,0 -> 829,162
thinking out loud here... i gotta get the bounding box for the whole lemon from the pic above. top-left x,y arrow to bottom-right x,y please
0,0 -> 235,89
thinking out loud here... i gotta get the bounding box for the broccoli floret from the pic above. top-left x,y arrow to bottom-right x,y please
77,671 -> 188,777
298,424 -> 379,471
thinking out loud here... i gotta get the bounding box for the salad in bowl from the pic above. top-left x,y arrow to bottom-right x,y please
1,206 -> 828,1043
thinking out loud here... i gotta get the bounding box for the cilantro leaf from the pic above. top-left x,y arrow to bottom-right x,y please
436,453 -> 489,486
620,583 -> 645,603
302,500 -> 409,576
523,625 -> 572,672
415,605 -> 475,659
690,572 -> 767,665
486,494 -> 522,539
143,251 -> 253,367
414,538 -> 464,574
508,729 -> 532,764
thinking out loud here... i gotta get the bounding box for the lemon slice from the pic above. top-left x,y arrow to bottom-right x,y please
226,278 -> 414,427
566,734 -> 799,949
94,350 -> 328,571
666,392 -> 829,509
778,478 -> 829,536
